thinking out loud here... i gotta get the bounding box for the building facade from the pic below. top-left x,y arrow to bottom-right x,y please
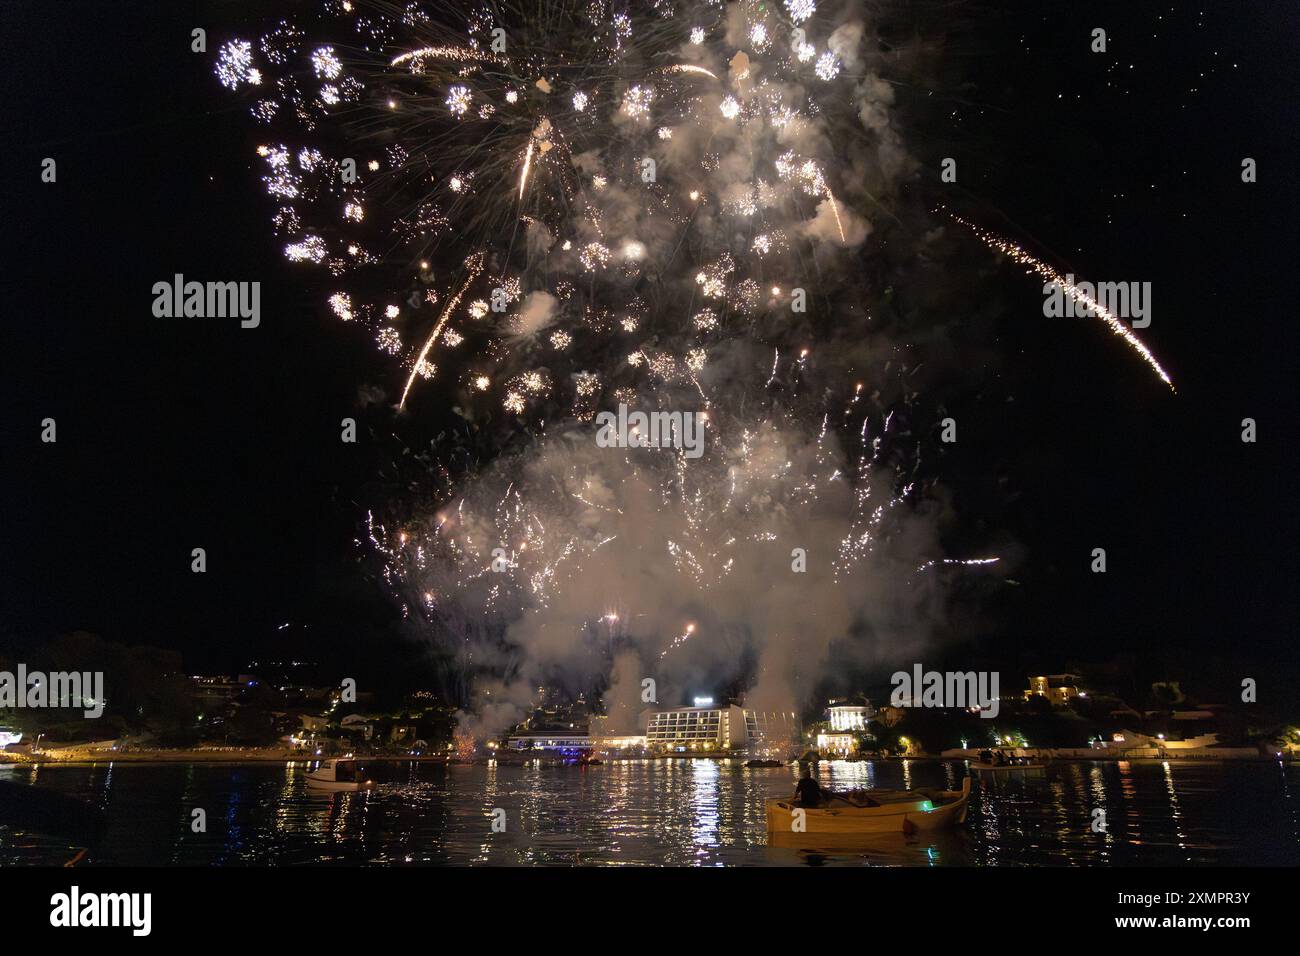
643,705 -> 800,754
827,702 -> 875,731
816,732 -> 858,756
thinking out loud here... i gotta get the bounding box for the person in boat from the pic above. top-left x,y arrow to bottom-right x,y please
792,768 -> 827,807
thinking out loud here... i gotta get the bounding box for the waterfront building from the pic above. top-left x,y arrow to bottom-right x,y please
592,734 -> 648,752
643,705 -> 800,754
645,705 -> 734,751
816,732 -> 858,756
584,715 -> 648,754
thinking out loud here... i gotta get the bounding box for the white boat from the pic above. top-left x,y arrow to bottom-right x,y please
305,759 -> 375,792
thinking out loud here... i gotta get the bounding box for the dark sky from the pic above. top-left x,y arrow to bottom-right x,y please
2,2 -> 1296,703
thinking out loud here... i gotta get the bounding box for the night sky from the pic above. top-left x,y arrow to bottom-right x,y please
3,1 -> 1296,705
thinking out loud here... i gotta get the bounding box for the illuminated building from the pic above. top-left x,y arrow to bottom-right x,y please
506,732 -> 591,752
645,706 -> 734,751
1024,674 -> 1085,705
827,700 -> 874,731
585,714 -> 647,753
643,705 -> 800,754
816,732 -> 858,756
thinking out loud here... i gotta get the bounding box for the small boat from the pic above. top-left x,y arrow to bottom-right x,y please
766,777 -> 970,835
305,759 -> 375,792
746,759 -> 785,768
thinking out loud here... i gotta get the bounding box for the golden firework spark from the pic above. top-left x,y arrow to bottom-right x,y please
399,253 -> 484,410
950,213 -> 1175,392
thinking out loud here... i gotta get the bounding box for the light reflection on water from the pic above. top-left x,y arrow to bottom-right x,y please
2,758 -> 1297,866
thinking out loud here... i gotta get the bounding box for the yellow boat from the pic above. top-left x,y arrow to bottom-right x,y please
766,776 -> 971,835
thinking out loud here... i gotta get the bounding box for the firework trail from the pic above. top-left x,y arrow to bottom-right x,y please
947,212 -> 1176,392
399,252 -> 483,409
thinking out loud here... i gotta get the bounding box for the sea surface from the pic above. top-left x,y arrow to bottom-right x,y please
2,758 -> 1298,866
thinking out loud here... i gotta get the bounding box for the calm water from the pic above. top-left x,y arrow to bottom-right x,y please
3,758 -> 1298,866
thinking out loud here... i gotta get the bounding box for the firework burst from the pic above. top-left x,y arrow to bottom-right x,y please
211,1 -> 1152,725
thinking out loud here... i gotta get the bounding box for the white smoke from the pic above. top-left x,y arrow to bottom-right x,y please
388,1 -> 951,738
513,291 -> 559,336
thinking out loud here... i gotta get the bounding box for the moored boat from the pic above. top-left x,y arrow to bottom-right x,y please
766,776 -> 970,835
305,758 -> 375,792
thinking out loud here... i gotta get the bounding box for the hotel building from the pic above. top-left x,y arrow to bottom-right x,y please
644,705 -> 800,754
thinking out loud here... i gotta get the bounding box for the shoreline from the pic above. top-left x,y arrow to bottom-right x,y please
3,750 -> 1288,768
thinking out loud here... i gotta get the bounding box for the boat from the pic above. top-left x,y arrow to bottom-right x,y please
304,758 -> 376,792
746,759 -> 786,768
766,776 -> 970,835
